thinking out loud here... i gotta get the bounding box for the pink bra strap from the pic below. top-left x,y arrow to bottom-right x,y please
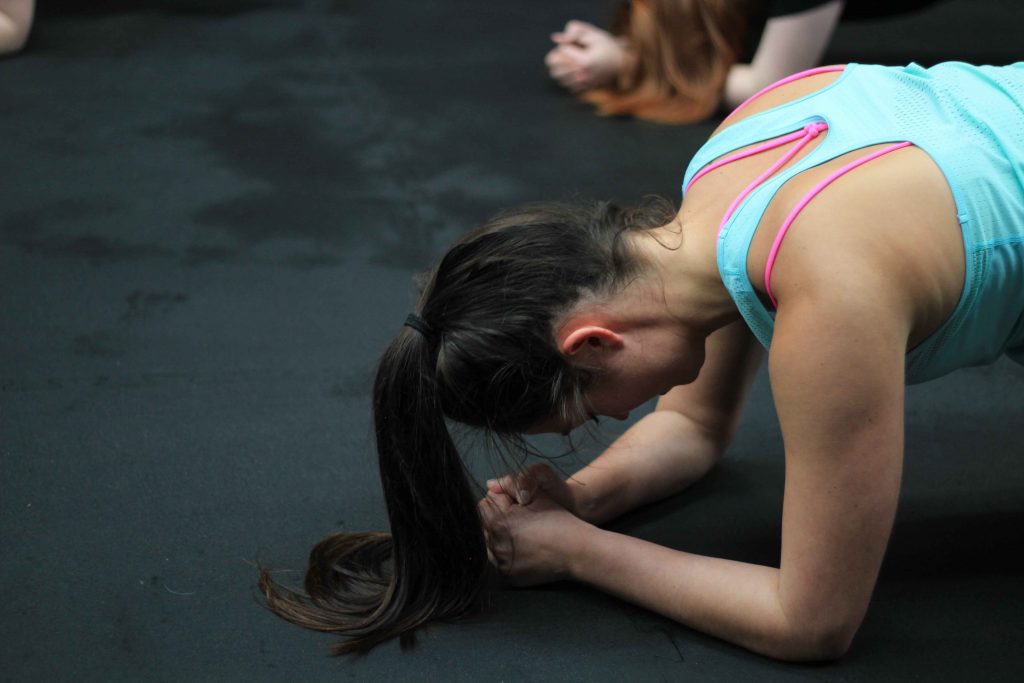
689,66 -> 846,193
718,122 -> 827,231
687,126 -> 811,191
764,141 -> 913,308
725,65 -> 847,123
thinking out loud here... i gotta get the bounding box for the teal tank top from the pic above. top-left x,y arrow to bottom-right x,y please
682,62 -> 1024,384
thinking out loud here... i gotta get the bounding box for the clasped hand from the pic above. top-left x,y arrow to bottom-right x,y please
478,463 -> 591,587
545,20 -> 627,92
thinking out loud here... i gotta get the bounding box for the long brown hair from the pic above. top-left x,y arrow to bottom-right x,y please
583,0 -> 752,123
258,197 -> 678,654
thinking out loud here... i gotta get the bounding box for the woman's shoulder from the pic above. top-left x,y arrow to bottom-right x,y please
752,143 -> 964,351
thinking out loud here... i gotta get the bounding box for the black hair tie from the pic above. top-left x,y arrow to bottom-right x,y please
404,313 -> 435,339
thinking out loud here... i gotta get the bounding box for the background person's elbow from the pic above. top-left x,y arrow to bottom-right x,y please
0,16 -> 30,56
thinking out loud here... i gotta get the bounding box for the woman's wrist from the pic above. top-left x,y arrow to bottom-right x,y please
565,475 -> 603,524
562,521 -> 604,582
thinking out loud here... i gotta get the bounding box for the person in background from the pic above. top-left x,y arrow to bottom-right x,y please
0,0 -> 34,56
545,0 -> 941,123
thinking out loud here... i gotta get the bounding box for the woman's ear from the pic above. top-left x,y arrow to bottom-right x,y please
559,325 -> 625,357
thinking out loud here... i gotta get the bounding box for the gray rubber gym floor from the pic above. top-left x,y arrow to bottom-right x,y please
2,1 -> 1022,681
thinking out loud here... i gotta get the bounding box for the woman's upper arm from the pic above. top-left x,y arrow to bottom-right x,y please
769,294 -> 906,647
656,319 -> 764,445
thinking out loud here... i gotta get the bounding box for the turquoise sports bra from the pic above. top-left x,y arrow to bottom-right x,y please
682,62 -> 1024,384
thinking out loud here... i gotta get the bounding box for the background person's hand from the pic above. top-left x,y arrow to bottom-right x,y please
545,20 -> 626,92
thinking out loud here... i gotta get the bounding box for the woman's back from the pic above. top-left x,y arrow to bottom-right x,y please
681,62 -> 1024,382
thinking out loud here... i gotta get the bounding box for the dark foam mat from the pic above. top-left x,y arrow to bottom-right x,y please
2,1 -> 1022,680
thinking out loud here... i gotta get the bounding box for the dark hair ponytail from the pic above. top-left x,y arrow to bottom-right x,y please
370,330 -> 490,642
257,330 -> 487,654
259,197 -> 677,654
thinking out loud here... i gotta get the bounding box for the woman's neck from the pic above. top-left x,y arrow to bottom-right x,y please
629,217 -> 740,335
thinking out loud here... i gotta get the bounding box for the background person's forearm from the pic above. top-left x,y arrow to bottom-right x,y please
567,410 -> 722,525
724,0 -> 843,108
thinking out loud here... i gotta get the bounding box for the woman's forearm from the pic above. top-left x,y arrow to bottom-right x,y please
567,410 -> 722,525
566,526 -> 854,661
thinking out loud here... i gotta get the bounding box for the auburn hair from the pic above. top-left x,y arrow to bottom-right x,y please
583,0 -> 753,123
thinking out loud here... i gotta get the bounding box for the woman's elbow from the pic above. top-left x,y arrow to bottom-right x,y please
795,622 -> 857,661
766,619 -> 858,662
